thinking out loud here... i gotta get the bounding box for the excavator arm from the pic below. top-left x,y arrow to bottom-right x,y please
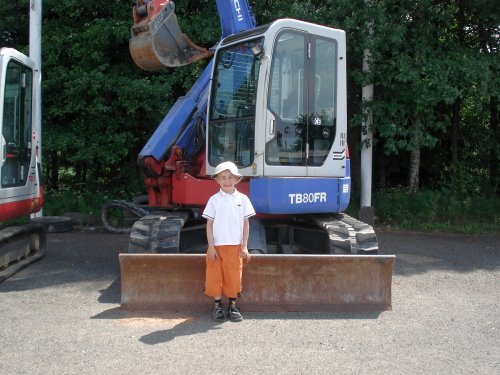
131,0 -> 257,207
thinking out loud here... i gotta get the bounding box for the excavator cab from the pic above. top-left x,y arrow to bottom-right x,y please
207,20 -> 348,181
129,0 -> 213,70
0,48 -> 42,220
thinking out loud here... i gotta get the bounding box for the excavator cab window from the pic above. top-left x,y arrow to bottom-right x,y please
1,60 -> 32,188
208,38 -> 263,168
266,31 -> 337,166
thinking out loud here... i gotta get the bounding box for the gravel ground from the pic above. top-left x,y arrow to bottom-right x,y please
0,229 -> 498,374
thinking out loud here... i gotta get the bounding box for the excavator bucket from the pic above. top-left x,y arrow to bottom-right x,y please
129,0 -> 213,71
120,254 -> 396,312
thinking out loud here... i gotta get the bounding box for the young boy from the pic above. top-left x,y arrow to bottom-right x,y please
202,161 -> 255,322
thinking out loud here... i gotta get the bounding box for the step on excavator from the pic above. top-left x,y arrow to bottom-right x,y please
108,0 -> 396,312
0,48 -> 46,282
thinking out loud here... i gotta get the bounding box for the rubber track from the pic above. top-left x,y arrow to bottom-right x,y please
129,213 -> 190,253
107,200 -> 378,254
0,223 -> 47,282
313,213 -> 379,254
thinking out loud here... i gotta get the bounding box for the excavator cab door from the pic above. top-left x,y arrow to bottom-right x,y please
0,48 -> 38,216
207,36 -> 265,176
262,25 -> 348,178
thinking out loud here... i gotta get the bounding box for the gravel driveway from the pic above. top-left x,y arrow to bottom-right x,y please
1,229 -> 498,374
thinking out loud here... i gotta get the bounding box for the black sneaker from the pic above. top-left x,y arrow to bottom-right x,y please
212,304 -> 226,322
228,305 -> 243,322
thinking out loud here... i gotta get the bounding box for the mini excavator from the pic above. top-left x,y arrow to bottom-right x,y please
108,0 -> 395,311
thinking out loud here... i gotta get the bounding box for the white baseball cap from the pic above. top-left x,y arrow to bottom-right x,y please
212,161 -> 242,178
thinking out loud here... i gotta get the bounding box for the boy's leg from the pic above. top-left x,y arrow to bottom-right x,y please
205,249 -> 227,322
204,250 -> 223,298
228,297 -> 243,322
218,245 -> 244,322
212,298 -> 226,322
219,245 -> 243,298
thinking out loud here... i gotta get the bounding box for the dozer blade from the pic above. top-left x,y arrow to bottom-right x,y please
129,0 -> 213,71
120,254 -> 396,312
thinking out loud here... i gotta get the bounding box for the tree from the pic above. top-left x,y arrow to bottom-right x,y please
367,0 -> 498,194
0,0 -> 30,51
40,0 -> 216,192
1,0 -> 497,201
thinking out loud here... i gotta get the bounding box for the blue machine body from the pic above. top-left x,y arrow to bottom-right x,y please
138,0 -> 351,216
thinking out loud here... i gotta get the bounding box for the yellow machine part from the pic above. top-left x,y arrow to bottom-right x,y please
120,254 -> 396,312
129,0 -> 212,70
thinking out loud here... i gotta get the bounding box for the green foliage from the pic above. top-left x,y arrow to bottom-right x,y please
1,0 -> 498,227
0,0 -> 29,51
368,1 -> 456,153
439,161 -> 491,196
42,187 -> 104,216
374,188 -> 500,234
41,0 -> 177,192
43,184 -> 143,217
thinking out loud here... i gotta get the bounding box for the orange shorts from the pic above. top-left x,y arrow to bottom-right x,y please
205,245 -> 243,299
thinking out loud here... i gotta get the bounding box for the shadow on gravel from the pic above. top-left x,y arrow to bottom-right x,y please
97,277 -> 121,304
90,308 -> 226,344
0,231 -> 126,292
91,308 -> 385,344
92,306 -> 385,322
139,318 -> 224,345
137,311 -> 386,344
378,231 -> 500,276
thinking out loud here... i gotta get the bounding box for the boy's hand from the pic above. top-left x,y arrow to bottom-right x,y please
240,246 -> 251,262
207,246 -> 217,262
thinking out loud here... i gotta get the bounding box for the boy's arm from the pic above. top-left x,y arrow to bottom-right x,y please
240,218 -> 251,261
206,219 -> 217,261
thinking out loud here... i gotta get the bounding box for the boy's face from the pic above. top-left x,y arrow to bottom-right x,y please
215,169 -> 239,194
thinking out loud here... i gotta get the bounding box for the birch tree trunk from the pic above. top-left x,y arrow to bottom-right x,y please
408,148 -> 421,194
408,130 -> 421,195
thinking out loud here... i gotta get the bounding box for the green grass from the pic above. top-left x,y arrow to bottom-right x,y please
371,188 -> 500,234
42,188 -> 107,217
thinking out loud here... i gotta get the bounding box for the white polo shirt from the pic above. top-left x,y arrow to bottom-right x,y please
202,188 -> 256,246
